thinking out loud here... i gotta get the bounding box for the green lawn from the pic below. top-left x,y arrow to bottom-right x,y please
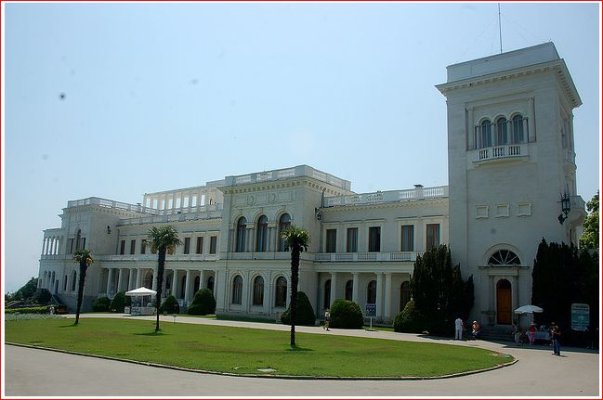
5,317 -> 513,378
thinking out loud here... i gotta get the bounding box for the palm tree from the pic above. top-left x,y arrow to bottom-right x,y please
281,226 -> 310,347
73,249 -> 94,325
147,225 -> 182,332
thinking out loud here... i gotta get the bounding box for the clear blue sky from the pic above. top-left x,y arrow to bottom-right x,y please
3,2 -> 600,292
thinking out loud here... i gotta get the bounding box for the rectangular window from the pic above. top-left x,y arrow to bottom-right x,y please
196,237 -> 204,254
209,236 -> 217,254
426,224 -> 440,250
130,239 -> 136,255
325,229 -> 337,253
346,228 -> 358,252
401,225 -> 414,252
141,239 -> 147,254
68,239 -> 74,254
368,227 -> 381,252
120,240 -> 126,255
184,237 -> 191,254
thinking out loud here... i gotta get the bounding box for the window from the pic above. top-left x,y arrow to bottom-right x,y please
63,275 -> 68,291
346,228 -> 358,252
488,250 -> 520,265
367,280 -> 377,304
207,276 -> 214,292
120,240 -> 126,255
368,227 -> 381,252
512,114 -> 525,144
141,239 -> 147,254
275,277 -> 287,307
209,236 -> 217,254
130,239 -> 136,255
232,275 -> 243,304
196,237 -> 203,254
324,279 -> 331,309
252,276 -> 264,306
325,229 -> 337,253
278,214 -> 291,251
256,215 -> 268,252
345,280 -> 353,301
71,271 -> 77,291
426,224 -> 440,250
68,239 -> 74,254
400,281 -> 411,311
401,225 -> 414,252
480,120 -> 492,148
496,117 -> 508,145
236,217 -> 247,252
183,237 -> 191,254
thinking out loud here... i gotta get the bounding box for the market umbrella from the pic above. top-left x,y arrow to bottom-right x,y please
514,304 -> 544,314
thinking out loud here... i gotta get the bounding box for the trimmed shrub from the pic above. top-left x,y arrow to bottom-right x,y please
160,295 -> 180,314
92,297 -> 111,312
393,300 -> 424,333
281,291 -> 316,326
5,306 -> 49,314
187,289 -> 216,315
330,299 -> 364,329
110,292 -> 127,313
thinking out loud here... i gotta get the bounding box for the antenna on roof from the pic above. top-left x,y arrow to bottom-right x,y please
498,3 -> 503,54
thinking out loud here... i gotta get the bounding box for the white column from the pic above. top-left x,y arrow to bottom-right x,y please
184,270 -> 193,305
151,267 -> 158,291
352,272 -> 359,304
129,268 -> 135,290
384,273 -> 392,321
107,268 -> 114,295
172,269 -> 178,296
199,270 -> 207,290
263,273 -> 271,315
329,272 -> 338,308
376,273 -> 384,320
136,268 -> 143,288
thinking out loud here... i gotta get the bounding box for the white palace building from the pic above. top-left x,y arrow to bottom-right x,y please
37,43 -> 586,326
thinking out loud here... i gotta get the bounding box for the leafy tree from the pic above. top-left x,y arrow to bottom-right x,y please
329,299 -> 364,329
110,291 -> 127,313
187,288 -> 216,315
14,277 -> 39,301
280,291 -> 316,326
92,297 -> 111,312
281,226 -> 310,347
73,249 -> 94,325
147,225 -> 182,332
160,295 -> 180,314
410,245 -> 472,335
532,239 -> 599,337
32,288 -> 52,305
580,192 -> 599,249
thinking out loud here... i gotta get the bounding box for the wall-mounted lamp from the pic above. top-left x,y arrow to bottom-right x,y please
314,207 -> 322,221
557,192 -> 571,224
106,225 -> 112,234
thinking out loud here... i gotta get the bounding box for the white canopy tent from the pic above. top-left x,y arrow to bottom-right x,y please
125,287 -> 156,316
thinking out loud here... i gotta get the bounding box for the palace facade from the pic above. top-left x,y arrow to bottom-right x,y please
37,42 -> 585,326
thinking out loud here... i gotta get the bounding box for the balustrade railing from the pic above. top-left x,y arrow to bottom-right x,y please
475,143 -> 528,162
325,186 -> 448,207
315,252 -> 417,262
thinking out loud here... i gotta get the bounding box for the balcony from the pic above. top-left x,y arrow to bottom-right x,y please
473,143 -> 529,164
315,252 -> 417,262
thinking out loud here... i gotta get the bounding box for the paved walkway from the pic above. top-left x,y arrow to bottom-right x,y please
4,314 -> 601,397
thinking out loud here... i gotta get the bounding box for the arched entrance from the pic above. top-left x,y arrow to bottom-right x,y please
496,279 -> 512,325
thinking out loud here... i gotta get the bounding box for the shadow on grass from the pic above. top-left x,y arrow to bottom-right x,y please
134,331 -> 169,337
287,345 -> 314,352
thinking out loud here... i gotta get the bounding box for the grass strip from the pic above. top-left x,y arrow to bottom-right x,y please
5,317 -> 512,378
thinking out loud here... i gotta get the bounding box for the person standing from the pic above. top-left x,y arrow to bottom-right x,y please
471,320 -> 480,340
528,322 -> 537,345
551,323 -> 561,355
454,316 -> 463,340
324,309 -> 331,331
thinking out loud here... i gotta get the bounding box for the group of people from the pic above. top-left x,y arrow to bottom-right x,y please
454,317 -> 480,340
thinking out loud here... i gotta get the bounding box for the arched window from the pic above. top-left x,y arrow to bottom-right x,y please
496,117 -> 508,145
252,276 -> 264,306
193,276 -> 200,293
63,275 -> 68,291
345,280 -> 353,301
324,279 -> 331,309
207,276 -> 214,292
235,217 -> 247,252
275,277 -> 287,307
180,276 -> 186,299
512,114 -> 525,144
232,275 -> 243,304
480,120 -> 492,148
400,281 -> 411,311
488,250 -> 521,265
144,271 -> 153,290
256,215 -> 268,252
278,213 -> 291,252
367,280 -> 377,304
